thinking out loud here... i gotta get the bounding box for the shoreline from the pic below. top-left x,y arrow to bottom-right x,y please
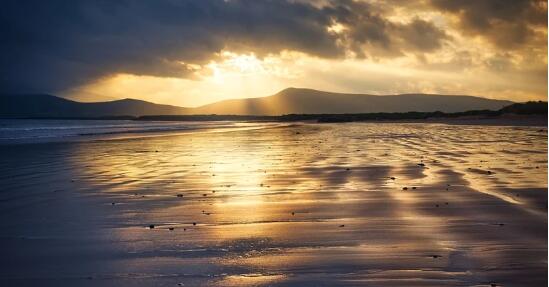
2,113 -> 546,126
1,119 -> 546,146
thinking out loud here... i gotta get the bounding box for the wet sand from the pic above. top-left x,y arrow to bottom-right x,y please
0,122 -> 547,286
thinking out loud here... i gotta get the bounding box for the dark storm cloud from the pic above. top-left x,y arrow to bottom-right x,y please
397,19 -> 448,52
0,0 -> 333,93
325,1 -> 448,58
0,0 -> 450,93
430,0 -> 547,48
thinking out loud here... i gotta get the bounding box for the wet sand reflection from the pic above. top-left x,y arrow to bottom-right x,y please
0,123 -> 546,286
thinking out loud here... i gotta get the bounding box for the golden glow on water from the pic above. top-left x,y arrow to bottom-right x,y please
217,274 -> 287,287
61,122 -> 547,286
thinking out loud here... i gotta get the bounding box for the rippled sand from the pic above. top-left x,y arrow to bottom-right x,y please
0,122 -> 547,286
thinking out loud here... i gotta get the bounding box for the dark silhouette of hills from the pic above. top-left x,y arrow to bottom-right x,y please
0,94 -> 188,118
499,101 -> 548,115
137,101 -> 547,123
0,88 -> 521,118
189,88 -> 513,115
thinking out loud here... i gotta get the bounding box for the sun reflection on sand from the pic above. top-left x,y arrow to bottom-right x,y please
47,122 -> 548,286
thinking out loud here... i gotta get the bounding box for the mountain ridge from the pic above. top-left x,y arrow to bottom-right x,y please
1,88 -> 515,118
0,93 -> 188,118
189,87 -> 513,115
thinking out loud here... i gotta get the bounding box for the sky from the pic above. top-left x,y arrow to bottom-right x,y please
1,0 -> 547,107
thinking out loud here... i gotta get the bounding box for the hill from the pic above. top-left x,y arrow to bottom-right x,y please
0,88 -> 516,118
138,101 -> 547,126
188,88 -> 513,115
0,94 -> 188,118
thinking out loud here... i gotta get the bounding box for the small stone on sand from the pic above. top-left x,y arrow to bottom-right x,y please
402,187 -> 408,190
339,224 -> 345,227
149,225 -> 155,229
169,227 -> 174,231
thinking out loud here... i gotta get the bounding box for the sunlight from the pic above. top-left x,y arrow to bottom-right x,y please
65,46 -> 546,108
224,52 -> 264,73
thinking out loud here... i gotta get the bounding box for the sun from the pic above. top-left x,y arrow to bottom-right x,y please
223,51 -> 264,73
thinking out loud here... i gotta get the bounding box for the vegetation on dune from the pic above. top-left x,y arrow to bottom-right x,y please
499,101 -> 547,115
136,101 -> 547,123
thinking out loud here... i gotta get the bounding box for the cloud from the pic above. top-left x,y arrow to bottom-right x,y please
430,0 -> 547,49
1,0 -> 452,93
1,0 -> 545,101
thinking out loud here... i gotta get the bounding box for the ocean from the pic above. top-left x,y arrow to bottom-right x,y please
0,119 -> 253,144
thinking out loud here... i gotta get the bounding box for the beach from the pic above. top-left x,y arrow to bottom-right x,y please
0,121 -> 547,286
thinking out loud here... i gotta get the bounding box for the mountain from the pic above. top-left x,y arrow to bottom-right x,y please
188,88 -> 513,115
1,88 -> 515,118
0,94 -> 188,118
